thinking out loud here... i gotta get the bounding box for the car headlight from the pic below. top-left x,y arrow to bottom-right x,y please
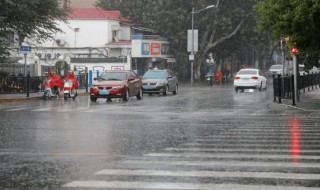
156,82 -> 165,86
112,85 -> 124,89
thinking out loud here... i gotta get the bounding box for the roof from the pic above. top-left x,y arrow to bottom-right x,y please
67,8 -> 131,22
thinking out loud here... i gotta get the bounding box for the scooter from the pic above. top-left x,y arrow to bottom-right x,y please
43,79 -> 58,100
205,74 -> 214,87
63,79 -> 77,100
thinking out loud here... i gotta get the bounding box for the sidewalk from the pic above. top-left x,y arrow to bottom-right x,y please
0,89 -> 89,102
270,88 -> 320,112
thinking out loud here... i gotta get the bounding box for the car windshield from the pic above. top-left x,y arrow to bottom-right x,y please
143,71 -> 167,79
99,72 -> 127,81
237,70 -> 258,75
270,65 -> 282,69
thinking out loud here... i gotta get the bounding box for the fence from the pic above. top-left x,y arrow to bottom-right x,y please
0,73 -> 88,94
273,72 -> 320,105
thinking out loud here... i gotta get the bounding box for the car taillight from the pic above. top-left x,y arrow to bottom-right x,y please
234,76 -> 240,80
251,76 -> 259,80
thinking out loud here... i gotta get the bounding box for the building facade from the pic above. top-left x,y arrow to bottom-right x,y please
8,7 -> 173,77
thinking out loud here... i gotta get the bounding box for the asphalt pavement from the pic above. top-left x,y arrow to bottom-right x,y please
0,85 -> 319,112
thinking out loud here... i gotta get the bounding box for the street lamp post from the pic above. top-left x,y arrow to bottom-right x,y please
191,7 -> 195,86
190,5 -> 216,85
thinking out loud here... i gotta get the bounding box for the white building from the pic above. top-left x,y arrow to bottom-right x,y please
10,8 -> 173,77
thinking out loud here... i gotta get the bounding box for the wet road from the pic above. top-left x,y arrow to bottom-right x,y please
1,83 -> 320,189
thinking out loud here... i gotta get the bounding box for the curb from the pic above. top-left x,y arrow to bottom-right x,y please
0,92 -> 89,103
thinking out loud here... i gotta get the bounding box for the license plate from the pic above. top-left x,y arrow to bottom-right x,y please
144,86 -> 153,89
99,90 -> 109,95
242,78 -> 250,80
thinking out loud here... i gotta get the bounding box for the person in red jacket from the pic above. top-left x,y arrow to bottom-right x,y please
215,69 -> 223,85
64,70 -> 79,89
49,70 -> 62,99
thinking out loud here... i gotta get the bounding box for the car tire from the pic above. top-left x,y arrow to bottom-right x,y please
173,84 -> 178,95
259,82 -> 262,91
163,85 -> 169,96
90,97 -> 97,102
235,87 -> 238,92
107,98 -> 112,102
137,88 -> 142,100
43,92 -> 48,100
123,89 -> 129,101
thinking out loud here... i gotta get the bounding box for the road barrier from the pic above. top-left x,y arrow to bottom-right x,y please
0,73 -> 88,94
273,72 -> 320,105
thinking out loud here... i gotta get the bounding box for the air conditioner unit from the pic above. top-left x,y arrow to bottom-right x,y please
56,53 -> 64,58
55,39 -> 66,46
36,53 -> 42,59
46,53 -> 52,59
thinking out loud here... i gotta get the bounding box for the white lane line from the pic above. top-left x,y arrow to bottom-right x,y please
124,160 -> 320,168
7,107 -> 30,111
6,106 -> 43,111
95,169 -> 320,180
32,108 -> 51,112
63,181 -> 320,189
144,152 -> 320,160
164,147 -> 320,153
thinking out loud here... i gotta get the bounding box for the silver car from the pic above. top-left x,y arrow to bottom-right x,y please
142,69 -> 178,96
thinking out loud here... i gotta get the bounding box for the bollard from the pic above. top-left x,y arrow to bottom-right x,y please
278,74 -> 282,104
292,75 -> 296,106
26,74 -> 30,97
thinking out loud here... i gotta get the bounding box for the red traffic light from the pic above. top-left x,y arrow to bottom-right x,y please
291,48 -> 299,54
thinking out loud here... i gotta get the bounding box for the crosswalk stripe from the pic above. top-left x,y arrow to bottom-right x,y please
164,147 -> 320,153
124,160 -> 320,168
195,139 -> 320,144
63,181 -> 320,189
185,143 -> 320,148
94,169 -> 320,180
144,152 -> 320,160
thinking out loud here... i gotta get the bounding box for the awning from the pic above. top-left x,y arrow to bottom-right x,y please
132,26 -> 154,33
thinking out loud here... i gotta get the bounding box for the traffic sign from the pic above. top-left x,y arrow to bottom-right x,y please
20,46 -> 32,52
291,48 -> 299,55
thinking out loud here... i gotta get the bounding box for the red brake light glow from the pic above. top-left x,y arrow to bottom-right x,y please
234,76 -> 240,80
251,76 -> 258,80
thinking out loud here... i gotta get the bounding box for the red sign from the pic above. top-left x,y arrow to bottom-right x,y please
151,43 -> 160,55
291,48 -> 299,54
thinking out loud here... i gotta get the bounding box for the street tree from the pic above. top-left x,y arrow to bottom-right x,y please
98,0 -> 261,80
0,0 -> 66,62
254,0 -> 320,69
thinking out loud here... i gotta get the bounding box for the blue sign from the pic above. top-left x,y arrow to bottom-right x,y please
141,43 -> 150,55
20,46 -> 32,52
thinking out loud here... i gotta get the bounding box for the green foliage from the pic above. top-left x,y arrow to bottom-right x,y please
0,0 -> 66,60
254,0 -> 320,52
98,0 -> 258,61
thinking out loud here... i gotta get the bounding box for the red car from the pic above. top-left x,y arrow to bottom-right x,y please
90,70 -> 142,102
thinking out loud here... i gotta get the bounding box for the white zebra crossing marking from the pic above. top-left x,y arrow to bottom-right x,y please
124,160 -> 320,168
95,169 -> 320,180
144,152 -> 320,160
63,181 -> 320,189
164,147 -> 320,153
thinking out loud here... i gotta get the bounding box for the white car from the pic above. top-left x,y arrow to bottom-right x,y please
268,64 -> 284,77
234,69 -> 267,92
